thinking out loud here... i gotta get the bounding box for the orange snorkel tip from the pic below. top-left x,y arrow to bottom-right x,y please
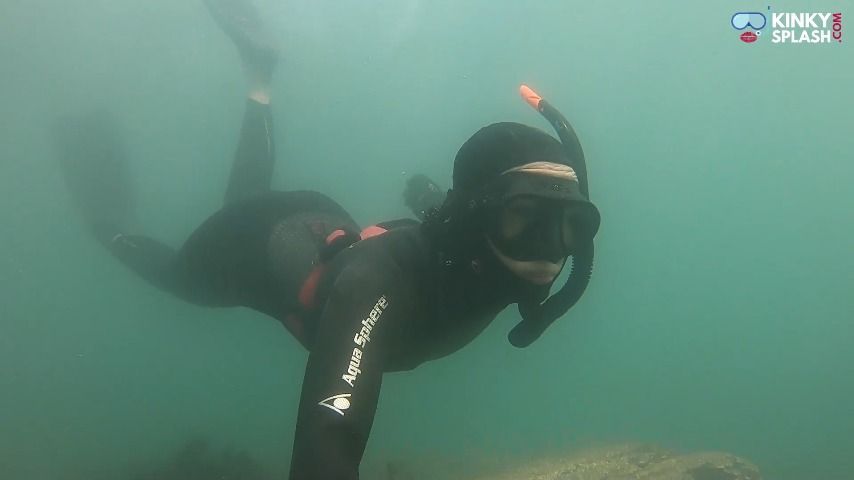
517,83 -> 588,199
519,84 -> 542,111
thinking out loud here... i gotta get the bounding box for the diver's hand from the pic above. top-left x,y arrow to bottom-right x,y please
403,174 -> 446,221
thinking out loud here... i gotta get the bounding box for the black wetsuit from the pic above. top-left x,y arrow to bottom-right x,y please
105,100 -> 522,479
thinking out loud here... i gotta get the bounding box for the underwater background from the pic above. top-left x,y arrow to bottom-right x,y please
1,0 -> 852,478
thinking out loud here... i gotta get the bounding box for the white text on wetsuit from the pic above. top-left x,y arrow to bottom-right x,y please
342,295 -> 388,388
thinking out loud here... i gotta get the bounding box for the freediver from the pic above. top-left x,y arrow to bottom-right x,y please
51,1 -> 601,478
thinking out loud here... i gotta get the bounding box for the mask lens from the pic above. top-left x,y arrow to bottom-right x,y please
494,198 -> 577,261
731,13 -> 750,29
499,199 -> 537,239
731,12 -> 766,30
749,13 -> 767,29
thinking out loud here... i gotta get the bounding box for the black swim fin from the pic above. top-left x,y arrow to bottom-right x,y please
50,111 -> 135,245
203,0 -> 279,77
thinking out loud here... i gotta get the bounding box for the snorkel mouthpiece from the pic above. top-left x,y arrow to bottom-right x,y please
508,85 -> 597,348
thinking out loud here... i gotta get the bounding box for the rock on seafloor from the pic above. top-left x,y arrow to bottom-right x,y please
465,444 -> 762,480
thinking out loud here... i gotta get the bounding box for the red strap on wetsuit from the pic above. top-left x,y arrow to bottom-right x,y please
359,225 -> 387,240
298,225 -> 389,312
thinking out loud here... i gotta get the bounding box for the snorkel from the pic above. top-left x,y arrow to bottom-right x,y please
507,85 -> 596,348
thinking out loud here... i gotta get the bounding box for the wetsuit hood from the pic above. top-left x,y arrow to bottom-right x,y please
452,121 -> 568,190
453,121 -> 600,236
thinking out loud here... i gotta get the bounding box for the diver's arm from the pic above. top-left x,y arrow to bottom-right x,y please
288,260 -> 403,480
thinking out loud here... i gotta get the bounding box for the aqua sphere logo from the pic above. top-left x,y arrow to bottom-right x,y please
732,12 -> 767,43
732,8 -> 843,44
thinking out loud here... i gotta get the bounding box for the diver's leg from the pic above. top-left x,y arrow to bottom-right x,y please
105,234 -> 201,303
223,99 -> 276,204
204,0 -> 283,204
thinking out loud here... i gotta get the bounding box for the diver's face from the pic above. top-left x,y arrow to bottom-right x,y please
487,196 -> 578,285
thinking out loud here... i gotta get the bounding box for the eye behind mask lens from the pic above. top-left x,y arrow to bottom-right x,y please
491,197 -> 577,262
499,200 -> 538,239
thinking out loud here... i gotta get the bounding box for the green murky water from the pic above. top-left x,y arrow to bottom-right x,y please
1,1 -> 851,478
